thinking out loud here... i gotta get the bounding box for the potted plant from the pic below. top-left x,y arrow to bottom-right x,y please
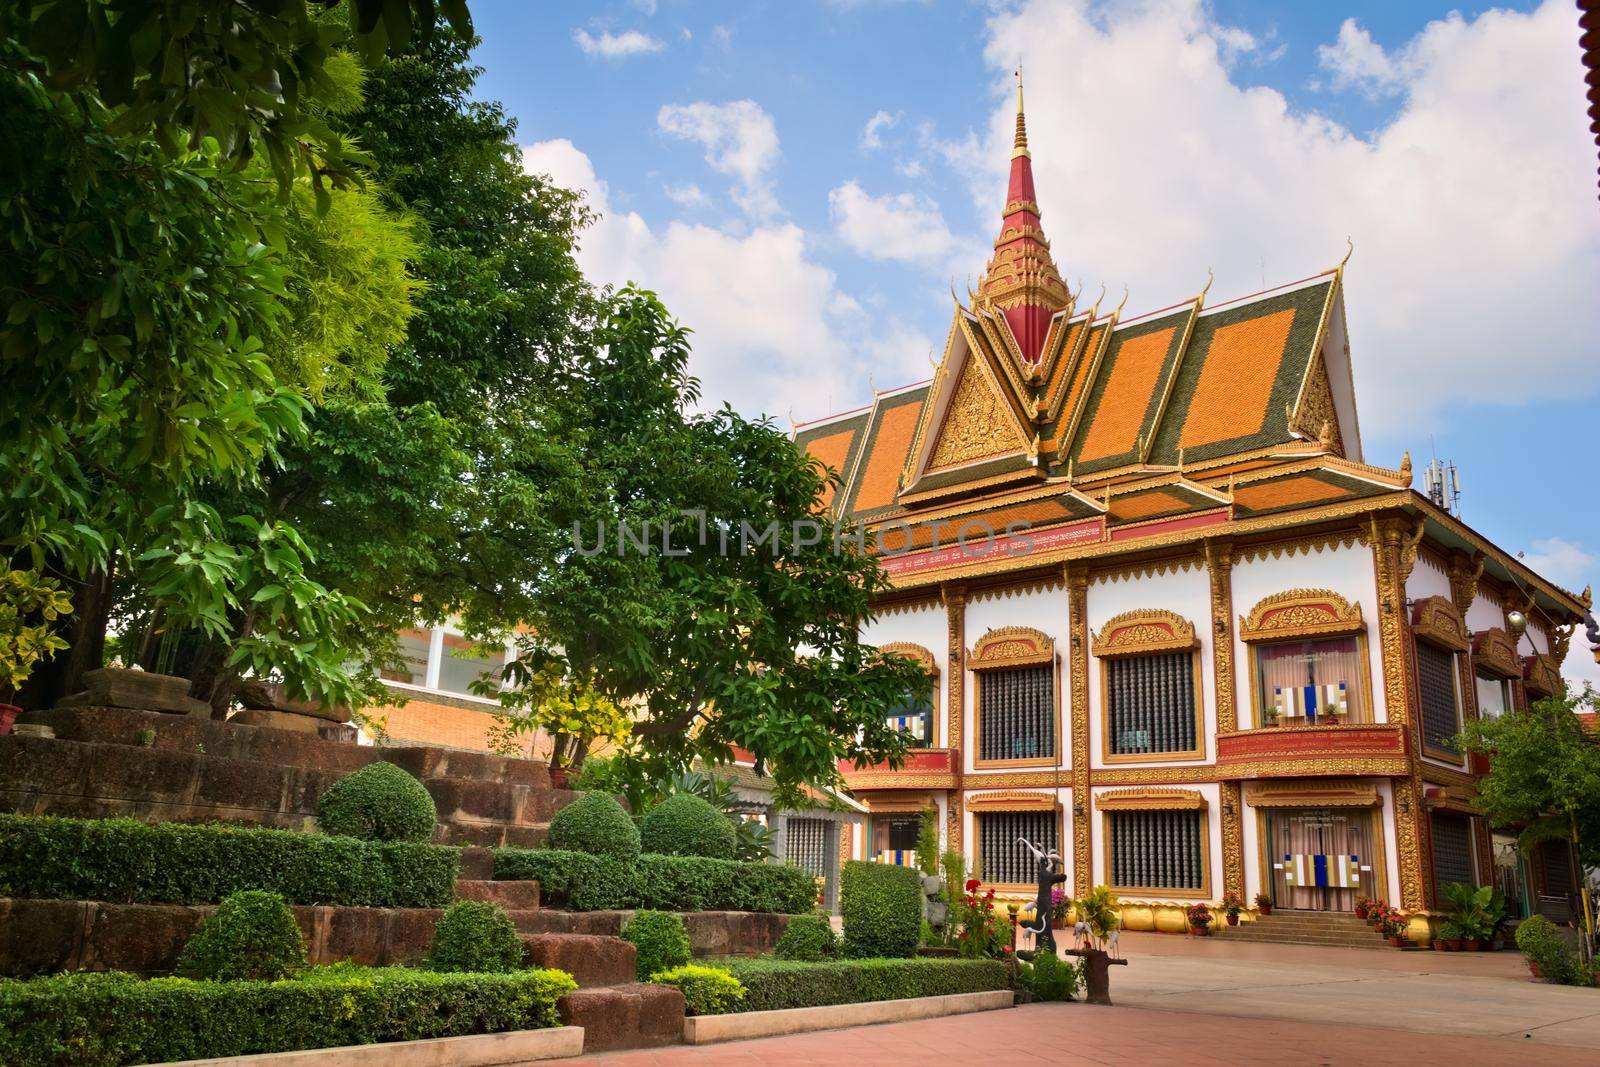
1254,892 -> 1273,916
0,570 -> 73,734
1050,886 -> 1070,930
1185,903 -> 1214,936
1377,905 -> 1407,946
1354,896 -> 1372,920
1433,918 -> 1461,951
1221,891 -> 1245,926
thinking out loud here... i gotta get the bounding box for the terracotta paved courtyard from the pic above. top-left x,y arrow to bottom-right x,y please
544,933 -> 1600,1066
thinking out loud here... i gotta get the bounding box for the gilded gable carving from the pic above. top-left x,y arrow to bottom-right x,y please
1092,609 -> 1198,657
1239,588 -> 1363,642
1472,627 -> 1521,678
1411,595 -> 1470,652
970,625 -> 1055,670
877,641 -> 938,676
928,357 -> 1023,469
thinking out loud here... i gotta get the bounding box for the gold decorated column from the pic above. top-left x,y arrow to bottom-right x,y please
1206,540 -> 1245,900
943,584 -> 966,853
1066,564 -> 1092,893
1368,515 -> 1429,912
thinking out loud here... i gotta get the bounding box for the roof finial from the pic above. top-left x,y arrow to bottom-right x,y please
1012,63 -> 1030,159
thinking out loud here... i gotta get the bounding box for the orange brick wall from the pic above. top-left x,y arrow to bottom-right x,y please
364,694 -> 548,758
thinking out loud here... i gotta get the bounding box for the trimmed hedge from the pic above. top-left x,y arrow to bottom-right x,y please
426,901 -> 525,974
0,965 -> 577,1067
719,958 -> 1009,1013
176,890 -> 307,982
639,794 -> 736,859
315,762 -> 437,843
650,964 -> 745,1015
0,814 -> 458,907
622,910 -> 691,979
547,792 -> 640,861
493,848 -> 814,913
774,913 -> 839,961
840,861 -> 921,958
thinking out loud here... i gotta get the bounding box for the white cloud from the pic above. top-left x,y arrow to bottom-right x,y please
861,110 -> 900,150
664,183 -> 708,208
521,140 -> 931,420
658,100 -> 781,220
629,0 -> 658,13
710,25 -> 734,51
573,28 -> 666,59
897,158 -> 925,178
828,181 -> 958,266
1316,17 -> 1414,98
1520,538 -> 1597,592
971,0 -> 1600,435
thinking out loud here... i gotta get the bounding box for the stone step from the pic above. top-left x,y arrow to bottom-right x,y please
455,879 -> 540,910
1222,930 -> 1389,949
434,820 -> 548,849
522,933 -> 637,988
558,983 -> 685,1053
509,909 -> 791,958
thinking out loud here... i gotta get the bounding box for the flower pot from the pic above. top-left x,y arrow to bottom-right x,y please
1226,914 -> 1239,926
1387,935 -> 1406,947
1258,904 -> 1272,916
1529,961 -> 1543,978
1354,905 -> 1368,919
548,767 -> 570,790
1443,939 -> 1461,951
0,703 -> 19,737
1188,925 -> 1209,937
1432,940 -> 1450,952
1463,939 -> 1482,952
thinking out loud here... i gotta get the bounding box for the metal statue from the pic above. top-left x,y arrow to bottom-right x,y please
1016,836 -> 1067,953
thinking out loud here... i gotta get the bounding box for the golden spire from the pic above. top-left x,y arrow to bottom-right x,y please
1012,65 -> 1030,159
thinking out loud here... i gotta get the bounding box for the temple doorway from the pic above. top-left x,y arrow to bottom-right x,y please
1266,808 -> 1379,912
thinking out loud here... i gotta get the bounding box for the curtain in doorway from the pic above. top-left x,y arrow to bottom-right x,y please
1268,809 -> 1376,911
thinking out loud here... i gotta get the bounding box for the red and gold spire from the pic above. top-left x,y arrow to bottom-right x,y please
976,70 -> 1070,363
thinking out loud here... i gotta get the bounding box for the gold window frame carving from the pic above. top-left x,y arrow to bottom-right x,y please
877,641 -> 938,677
1410,596 -> 1469,653
1524,654 -> 1562,698
1242,779 -> 1379,809
1098,641 -> 1207,765
1091,609 -> 1198,658
1472,627 -> 1521,680
1100,799 -> 1213,900
1095,787 -> 1207,811
1239,588 -> 1364,643
971,645 -> 1063,770
972,802 -> 1066,893
969,625 -> 1055,669
966,790 -> 1060,812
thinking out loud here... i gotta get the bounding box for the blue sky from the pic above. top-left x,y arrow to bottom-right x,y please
468,0 -> 1598,668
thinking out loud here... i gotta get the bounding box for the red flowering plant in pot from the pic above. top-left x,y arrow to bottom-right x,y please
1254,892 -> 1273,916
0,570 -> 73,735
955,879 -> 1013,959
1354,896 -> 1373,921
1184,903 -> 1214,936
1375,905 -> 1408,946
1220,892 -> 1245,926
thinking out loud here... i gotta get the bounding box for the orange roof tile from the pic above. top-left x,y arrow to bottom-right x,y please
1177,308 -> 1296,450
1076,326 -> 1177,462
804,426 -> 858,508
851,398 -> 924,513
1232,475 -> 1352,511
1109,489 -> 1194,522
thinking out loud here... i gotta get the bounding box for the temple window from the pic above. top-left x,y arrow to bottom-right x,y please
869,813 -> 921,866
1475,670 -> 1512,720
379,624 -> 511,701
1470,626 -> 1523,723
1238,590 -> 1369,730
969,627 -> 1057,767
1429,811 -> 1476,896
1097,789 -> 1210,898
1416,642 -> 1463,755
1092,610 -> 1202,759
877,642 -> 939,748
975,808 -> 1057,886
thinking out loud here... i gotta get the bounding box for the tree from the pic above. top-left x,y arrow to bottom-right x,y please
1458,692 -> 1600,870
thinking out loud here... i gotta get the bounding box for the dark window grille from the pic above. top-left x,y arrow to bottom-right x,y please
887,683 -> 936,748
1430,812 -> 1474,893
1107,652 -> 1197,755
978,665 -> 1054,762
787,817 -> 830,880
1109,809 -> 1204,890
1543,840 -> 1574,896
1416,642 -> 1460,751
977,810 -> 1057,885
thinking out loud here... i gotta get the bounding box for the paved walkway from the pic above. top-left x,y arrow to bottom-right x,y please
540,933 -> 1600,1065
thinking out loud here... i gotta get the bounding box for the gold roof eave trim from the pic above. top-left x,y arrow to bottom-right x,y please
1095,787 -> 1207,811
1092,608 -> 1199,658
1239,588 -> 1364,642
970,625 -> 1055,670
966,790 -> 1060,812
1243,779 -> 1378,809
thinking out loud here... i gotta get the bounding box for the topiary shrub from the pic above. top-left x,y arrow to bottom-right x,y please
176,890 -> 307,981
315,761 -> 437,843
426,900 -> 526,973
1019,949 -> 1081,1002
622,909 -> 691,979
650,964 -> 745,1015
1516,914 -> 1581,985
840,861 -> 920,958
774,913 -> 839,961
639,794 -> 737,859
547,791 -> 641,861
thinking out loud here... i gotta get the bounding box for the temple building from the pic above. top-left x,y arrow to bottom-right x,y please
798,84 -> 1592,936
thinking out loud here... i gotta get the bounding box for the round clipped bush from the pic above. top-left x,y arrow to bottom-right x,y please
622,909 -> 692,980
774,913 -> 840,961
840,860 -> 921,958
639,794 -> 736,859
651,964 -> 746,1015
426,900 -> 525,973
548,791 -> 641,861
176,889 -> 307,981
1516,913 -> 1578,984
315,761 -> 437,843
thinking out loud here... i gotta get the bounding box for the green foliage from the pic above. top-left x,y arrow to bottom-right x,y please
426,901 -> 525,974
1019,950 -> 1082,1002
12,0 -> 472,193
1458,694 -> 1600,868
640,794 -> 737,859
1438,883 -> 1507,943
1074,886 -> 1120,948
479,664 -> 630,768
492,848 -> 815,914
952,881 -> 1013,960
719,958 -> 1009,1013
775,913 -> 841,961
0,814 -> 458,907
547,792 -> 641,861
622,910 -> 691,980
176,890 -> 307,982
0,965 -> 576,1067
916,807 -> 941,876
1515,914 -> 1583,985
316,761 -> 437,843
840,861 -> 921,959
0,571 -> 71,697
649,964 -> 745,1016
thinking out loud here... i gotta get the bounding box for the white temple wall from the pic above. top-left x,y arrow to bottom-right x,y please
1465,589 -> 1504,635
1405,552 -> 1452,603
962,582 -> 1071,777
